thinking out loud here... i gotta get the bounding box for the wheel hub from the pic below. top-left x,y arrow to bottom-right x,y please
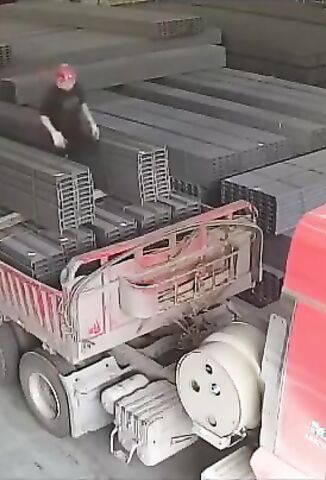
29,373 -> 60,421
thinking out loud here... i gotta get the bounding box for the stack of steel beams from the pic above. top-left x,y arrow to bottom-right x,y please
0,44 -> 225,106
159,192 -> 201,220
91,90 -> 291,164
0,207 -> 96,284
146,0 -> 326,86
104,197 -> 158,233
0,44 -> 11,67
100,132 -> 170,204
95,111 -> 230,198
119,81 -> 326,154
171,178 -> 202,198
93,214 -> 125,246
142,201 -> 172,226
0,23 -> 221,77
0,2 -> 205,39
0,137 -> 95,234
221,150 -> 326,234
92,92 -> 295,201
98,123 -> 202,220
162,69 -> 326,126
93,204 -> 138,246
95,101 -> 264,178
101,193 -> 200,234
152,13 -> 205,39
0,226 -> 66,285
31,225 -> 96,260
0,101 -> 52,150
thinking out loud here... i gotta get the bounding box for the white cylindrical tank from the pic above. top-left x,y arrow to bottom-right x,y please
176,322 -> 265,441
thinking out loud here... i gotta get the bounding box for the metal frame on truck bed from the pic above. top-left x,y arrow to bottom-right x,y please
0,200 -> 263,458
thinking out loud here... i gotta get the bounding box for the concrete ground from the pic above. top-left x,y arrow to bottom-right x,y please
0,384 -> 219,480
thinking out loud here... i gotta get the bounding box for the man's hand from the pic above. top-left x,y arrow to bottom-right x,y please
52,130 -> 67,149
91,122 -> 100,141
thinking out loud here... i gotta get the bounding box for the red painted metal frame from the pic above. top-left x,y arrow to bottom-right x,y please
0,200 -> 254,357
64,200 -> 254,282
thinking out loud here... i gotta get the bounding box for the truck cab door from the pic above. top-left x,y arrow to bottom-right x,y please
275,302 -> 326,478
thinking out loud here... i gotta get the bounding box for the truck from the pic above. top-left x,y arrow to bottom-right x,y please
0,195 -> 325,479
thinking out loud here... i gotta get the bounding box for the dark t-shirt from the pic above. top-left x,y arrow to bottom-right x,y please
40,82 -> 85,137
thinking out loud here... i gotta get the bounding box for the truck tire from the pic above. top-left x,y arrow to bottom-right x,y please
19,350 -> 70,438
0,322 -> 20,385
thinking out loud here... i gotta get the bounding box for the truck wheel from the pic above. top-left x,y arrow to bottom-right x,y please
19,351 -> 70,438
0,322 -> 20,385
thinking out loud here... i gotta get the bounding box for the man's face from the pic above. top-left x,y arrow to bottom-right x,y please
57,78 -> 76,91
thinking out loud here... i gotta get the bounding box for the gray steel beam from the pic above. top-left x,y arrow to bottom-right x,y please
0,45 -> 225,106
0,136 -> 94,233
217,67 -> 326,98
0,101 -> 61,150
195,68 -> 326,102
221,149 -> 326,234
0,1 -> 206,39
0,44 -> 11,67
0,21 -> 67,41
98,129 -> 170,203
226,53 -> 326,87
161,73 -> 326,125
89,90 -> 292,164
95,111 -> 238,190
120,82 -> 326,153
4,28 -> 221,77
94,100 -> 290,173
160,0 -> 326,27
0,222 -> 91,285
146,1 -> 326,85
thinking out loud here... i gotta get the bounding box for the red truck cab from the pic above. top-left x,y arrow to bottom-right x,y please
252,204 -> 326,479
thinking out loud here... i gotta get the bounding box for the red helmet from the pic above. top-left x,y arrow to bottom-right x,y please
55,63 -> 76,86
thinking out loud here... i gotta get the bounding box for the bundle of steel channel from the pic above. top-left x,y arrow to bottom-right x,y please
92,87 -> 300,202
0,137 -> 95,234
0,44 -> 11,67
0,202 -> 96,284
0,44 -> 224,106
96,193 -> 201,236
116,79 -> 326,156
100,131 -> 171,204
221,149 -> 326,234
93,204 -> 138,246
0,223 -> 96,286
28,224 -> 96,260
0,225 -> 65,285
0,2 -> 205,40
153,14 -> 205,38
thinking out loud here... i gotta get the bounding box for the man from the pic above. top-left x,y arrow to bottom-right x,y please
40,63 -> 100,156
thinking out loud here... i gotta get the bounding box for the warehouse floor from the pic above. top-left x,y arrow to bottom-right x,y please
0,1 -> 318,478
0,385 -> 219,479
